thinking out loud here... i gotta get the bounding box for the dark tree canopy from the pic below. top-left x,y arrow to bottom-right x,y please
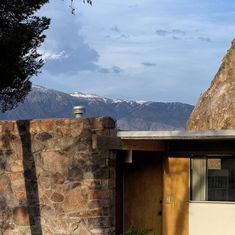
0,0 -> 50,112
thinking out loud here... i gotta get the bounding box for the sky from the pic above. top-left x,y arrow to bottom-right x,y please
35,0 -> 235,105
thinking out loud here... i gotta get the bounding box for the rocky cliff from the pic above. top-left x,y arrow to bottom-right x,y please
187,39 -> 235,130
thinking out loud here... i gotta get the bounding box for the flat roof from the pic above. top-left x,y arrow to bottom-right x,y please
117,129 -> 235,140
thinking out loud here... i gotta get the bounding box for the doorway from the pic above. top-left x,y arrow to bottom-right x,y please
123,151 -> 163,235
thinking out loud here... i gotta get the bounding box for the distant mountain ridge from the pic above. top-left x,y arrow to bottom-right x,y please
0,85 -> 194,130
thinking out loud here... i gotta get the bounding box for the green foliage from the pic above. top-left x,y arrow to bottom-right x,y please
0,1 -> 50,112
122,227 -> 152,235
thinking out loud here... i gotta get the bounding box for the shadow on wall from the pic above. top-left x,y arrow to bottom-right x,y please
16,120 -> 43,235
164,157 -> 208,235
0,118 -> 116,234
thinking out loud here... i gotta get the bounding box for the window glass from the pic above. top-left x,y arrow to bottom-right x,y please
190,157 -> 235,202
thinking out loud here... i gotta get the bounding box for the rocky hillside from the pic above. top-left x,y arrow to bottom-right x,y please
0,85 -> 194,130
187,39 -> 235,130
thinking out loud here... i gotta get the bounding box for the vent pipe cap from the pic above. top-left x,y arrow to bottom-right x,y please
73,106 -> 86,118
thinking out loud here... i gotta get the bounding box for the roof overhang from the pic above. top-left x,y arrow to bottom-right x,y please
117,130 -> 235,140
116,130 -> 235,155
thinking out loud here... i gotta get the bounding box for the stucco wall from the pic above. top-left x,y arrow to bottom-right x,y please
189,202 -> 235,235
0,117 -> 116,235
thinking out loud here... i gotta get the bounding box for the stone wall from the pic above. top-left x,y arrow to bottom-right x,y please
0,117 -> 116,235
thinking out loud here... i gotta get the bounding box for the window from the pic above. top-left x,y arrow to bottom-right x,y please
190,157 -> 235,202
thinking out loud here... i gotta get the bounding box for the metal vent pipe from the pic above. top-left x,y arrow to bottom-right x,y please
73,106 -> 86,118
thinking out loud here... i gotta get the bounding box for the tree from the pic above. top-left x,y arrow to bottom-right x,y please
0,1 -> 50,112
70,0 -> 92,14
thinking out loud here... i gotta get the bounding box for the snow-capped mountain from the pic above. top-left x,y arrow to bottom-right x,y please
0,85 -> 194,130
71,91 -> 149,105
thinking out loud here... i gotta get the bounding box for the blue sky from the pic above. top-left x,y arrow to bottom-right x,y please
35,0 -> 235,104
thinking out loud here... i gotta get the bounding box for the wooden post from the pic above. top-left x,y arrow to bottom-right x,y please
163,156 -> 189,235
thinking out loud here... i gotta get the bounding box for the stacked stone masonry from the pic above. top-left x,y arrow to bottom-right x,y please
0,117 -> 116,235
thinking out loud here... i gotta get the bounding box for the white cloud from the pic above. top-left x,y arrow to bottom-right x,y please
35,0 -> 235,104
39,49 -> 68,61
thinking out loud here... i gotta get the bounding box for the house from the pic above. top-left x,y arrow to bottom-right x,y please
115,129 -> 235,235
1,118 -> 235,235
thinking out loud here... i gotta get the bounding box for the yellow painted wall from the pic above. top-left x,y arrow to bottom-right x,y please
163,156 -> 189,235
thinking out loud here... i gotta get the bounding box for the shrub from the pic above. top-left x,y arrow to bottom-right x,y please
122,227 -> 152,235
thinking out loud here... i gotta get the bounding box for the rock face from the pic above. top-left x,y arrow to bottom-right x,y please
187,39 -> 235,130
0,117 -> 116,235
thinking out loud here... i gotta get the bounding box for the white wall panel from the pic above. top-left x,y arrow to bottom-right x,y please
190,202 -> 235,235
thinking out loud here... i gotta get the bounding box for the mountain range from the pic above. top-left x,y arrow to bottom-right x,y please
0,85 -> 194,130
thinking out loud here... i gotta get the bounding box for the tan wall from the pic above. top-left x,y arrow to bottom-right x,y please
0,117 -> 116,235
163,156 -> 189,235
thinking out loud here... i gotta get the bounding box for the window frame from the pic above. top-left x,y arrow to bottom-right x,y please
190,155 -> 235,203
